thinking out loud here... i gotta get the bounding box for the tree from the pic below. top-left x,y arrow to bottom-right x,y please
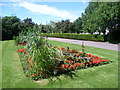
74,17 -> 82,34
50,20 -> 75,33
20,18 -> 35,31
81,2 -> 120,42
2,16 -> 21,40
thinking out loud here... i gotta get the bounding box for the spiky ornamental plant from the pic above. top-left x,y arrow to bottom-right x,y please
18,26 -> 63,80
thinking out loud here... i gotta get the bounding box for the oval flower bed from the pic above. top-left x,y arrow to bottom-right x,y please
17,44 -> 112,81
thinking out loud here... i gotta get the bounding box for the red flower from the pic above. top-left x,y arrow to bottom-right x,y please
70,65 -> 75,69
74,63 -> 78,67
34,73 -> 37,76
17,48 -> 26,52
93,60 -> 101,64
70,65 -> 74,68
88,62 -> 92,65
86,53 -> 92,57
101,59 -> 109,62
74,63 -> 83,67
77,53 -> 81,57
61,64 -> 69,69
60,47 -> 65,50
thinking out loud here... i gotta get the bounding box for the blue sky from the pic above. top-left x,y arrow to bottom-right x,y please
0,1 -> 88,24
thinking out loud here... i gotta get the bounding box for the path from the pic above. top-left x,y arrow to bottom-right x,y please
47,37 -> 119,51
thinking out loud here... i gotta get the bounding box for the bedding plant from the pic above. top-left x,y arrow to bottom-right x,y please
15,27 -> 112,81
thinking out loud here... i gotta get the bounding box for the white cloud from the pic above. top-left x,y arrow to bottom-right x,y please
17,2 -> 78,20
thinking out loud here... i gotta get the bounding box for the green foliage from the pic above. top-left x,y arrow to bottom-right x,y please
2,16 -> 36,41
2,16 -> 21,40
82,2 -> 120,42
73,17 -> 82,33
16,27 -> 64,80
45,20 -> 77,33
41,33 -> 104,42
13,36 -> 20,44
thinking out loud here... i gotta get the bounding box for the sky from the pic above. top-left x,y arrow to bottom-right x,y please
0,0 -> 89,24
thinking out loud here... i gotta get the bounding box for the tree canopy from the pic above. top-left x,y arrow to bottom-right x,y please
2,16 -> 36,40
2,2 -> 120,43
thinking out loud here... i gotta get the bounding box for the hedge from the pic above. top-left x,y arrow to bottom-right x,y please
40,33 -> 104,42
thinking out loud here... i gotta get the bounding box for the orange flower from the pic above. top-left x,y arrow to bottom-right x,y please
77,53 -> 81,57
61,64 -> 69,69
65,60 -> 70,63
60,47 -> 65,50
69,50 -> 73,53
65,49 -> 69,51
17,48 -> 26,52
70,65 -> 75,69
74,63 -> 83,67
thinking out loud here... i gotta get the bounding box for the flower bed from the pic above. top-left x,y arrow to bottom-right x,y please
17,44 -> 112,81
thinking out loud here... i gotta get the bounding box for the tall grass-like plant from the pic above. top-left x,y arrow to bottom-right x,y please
18,26 -> 64,80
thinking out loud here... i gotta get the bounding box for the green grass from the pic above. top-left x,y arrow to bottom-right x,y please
1,40 -> 118,88
0,41 -> 2,89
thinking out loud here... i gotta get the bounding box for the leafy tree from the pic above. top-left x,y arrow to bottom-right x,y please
2,16 -> 21,40
49,20 -> 75,33
74,17 -> 82,34
81,2 -> 120,42
19,18 -> 35,31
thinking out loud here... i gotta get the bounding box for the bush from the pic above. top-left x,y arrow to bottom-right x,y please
41,33 -> 104,42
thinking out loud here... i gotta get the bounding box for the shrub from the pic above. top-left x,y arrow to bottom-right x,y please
41,33 -> 104,42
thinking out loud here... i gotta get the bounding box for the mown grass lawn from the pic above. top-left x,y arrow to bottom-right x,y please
1,40 -> 118,88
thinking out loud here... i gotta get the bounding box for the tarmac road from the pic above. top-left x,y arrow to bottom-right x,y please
47,37 -> 119,51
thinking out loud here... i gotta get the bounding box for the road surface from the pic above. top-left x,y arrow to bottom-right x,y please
47,37 -> 119,51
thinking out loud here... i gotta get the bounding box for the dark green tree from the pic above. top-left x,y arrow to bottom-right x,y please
74,17 -> 82,34
81,2 -> 120,42
2,16 -> 21,40
20,18 -> 35,31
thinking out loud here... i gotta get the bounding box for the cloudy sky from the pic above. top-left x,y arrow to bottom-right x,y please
0,0 -> 89,24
